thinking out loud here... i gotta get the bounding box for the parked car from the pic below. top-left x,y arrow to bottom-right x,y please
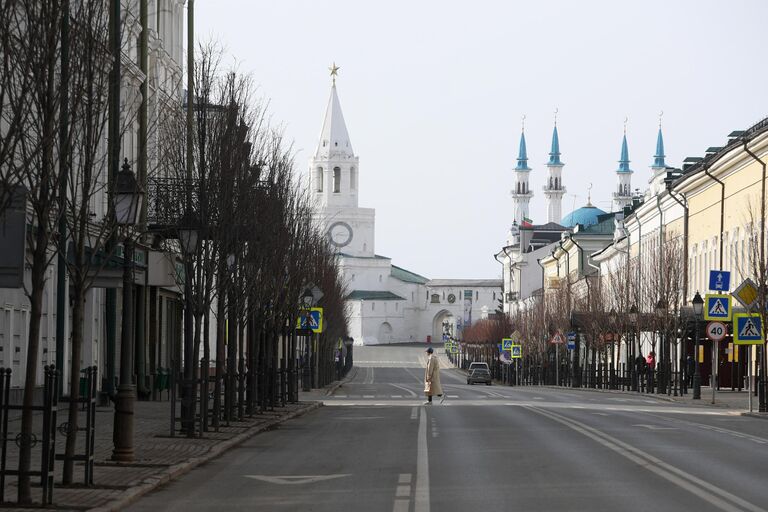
467,362 -> 492,385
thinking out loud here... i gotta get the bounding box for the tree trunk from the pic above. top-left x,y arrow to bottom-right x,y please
63,283 -> 85,484
18,236 -> 49,503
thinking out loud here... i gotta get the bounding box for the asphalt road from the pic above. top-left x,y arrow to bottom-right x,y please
127,344 -> 768,512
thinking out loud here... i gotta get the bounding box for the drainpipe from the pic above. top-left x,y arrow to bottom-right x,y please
665,177 -> 688,303
702,167 -> 725,270
743,142 -> 767,412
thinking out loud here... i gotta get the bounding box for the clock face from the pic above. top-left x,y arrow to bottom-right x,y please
327,221 -> 353,248
447,293 -> 456,304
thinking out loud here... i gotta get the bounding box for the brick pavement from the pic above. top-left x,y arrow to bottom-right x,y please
1,398 -> 321,511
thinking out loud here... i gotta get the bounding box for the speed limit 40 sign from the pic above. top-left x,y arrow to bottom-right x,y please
706,321 -> 727,342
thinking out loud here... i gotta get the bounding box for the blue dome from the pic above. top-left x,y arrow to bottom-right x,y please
561,205 -> 606,228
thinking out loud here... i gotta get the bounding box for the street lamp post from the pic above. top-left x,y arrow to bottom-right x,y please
178,212 -> 200,436
629,304 -> 638,391
692,292 -> 703,399
656,299 -> 668,394
112,159 -> 144,462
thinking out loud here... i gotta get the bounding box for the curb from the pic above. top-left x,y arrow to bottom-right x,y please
324,368 -> 357,396
539,385 -> 677,402
88,402 -> 322,512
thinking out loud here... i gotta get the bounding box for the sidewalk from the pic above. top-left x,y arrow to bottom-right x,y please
541,382 -> 768,417
2,397 -> 322,511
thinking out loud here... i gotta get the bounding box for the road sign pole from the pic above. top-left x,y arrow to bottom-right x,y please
693,317 -> 701,400
712,340 -> 717,404
556,344 -> 559,386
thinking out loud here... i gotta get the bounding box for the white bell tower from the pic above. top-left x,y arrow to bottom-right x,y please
309,64 -> 375,257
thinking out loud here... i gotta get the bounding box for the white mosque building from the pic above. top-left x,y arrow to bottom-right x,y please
309,69 -> 501,345
499,115 -> 669,314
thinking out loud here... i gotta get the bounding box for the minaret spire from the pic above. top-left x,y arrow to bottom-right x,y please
613,118 -> 633,211
510,118 -> 533,225
652,111 -> 666,169
544,109 -> 566,223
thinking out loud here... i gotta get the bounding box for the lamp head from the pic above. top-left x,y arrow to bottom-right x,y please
692,291 -> 704,317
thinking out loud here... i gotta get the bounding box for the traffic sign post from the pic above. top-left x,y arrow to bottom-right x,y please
704,294 -> 732,321
566,331 -> 576,351
510,344 -> 522,358
734,313 -> 764,345
705,321 -> 727,342
295,307 -> 324,333
733,278 -> 759,309
549,332 -> 565,345
708,270 -> 731,291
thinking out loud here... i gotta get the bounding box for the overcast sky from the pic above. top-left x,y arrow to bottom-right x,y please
195,0 -> 768,280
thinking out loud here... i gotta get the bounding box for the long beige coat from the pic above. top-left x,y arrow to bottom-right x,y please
424,354 -> 443,396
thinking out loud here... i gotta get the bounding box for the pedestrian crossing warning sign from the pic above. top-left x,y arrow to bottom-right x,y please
704,294 -> 732,321
295,307 -> 324,333
511,344 -> 522,358
734,313 -> 764,345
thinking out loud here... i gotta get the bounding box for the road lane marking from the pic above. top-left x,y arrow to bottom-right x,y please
243,474 -> 350,485
410,407 -> 418,420
399,473 -> 412,484
526,406 -> 766,512
391,395 -> 403,398
363,395 -> 375,398
642,412 -> 768,445
396,484 -> 410,497
633,424 -> 678,430
415,407 -> 430,512
389,383 -> 418,398
364,367 -> 375,385
393,499 -> 409,512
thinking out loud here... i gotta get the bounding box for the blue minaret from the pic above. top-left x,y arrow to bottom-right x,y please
652,127 -> 666,170
511,120 -> 533,224
515,131 -> 531,171
613,121 -> 633,211
544,121 -> 566,223
548,125 -> 563,165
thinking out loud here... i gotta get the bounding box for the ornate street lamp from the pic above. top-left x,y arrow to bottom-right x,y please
112,159 -> 142,462
629,304 -> 638,391
656,299 -> 668,394
301,288 -> 314,392
692,292 -> 703,399
177,209 -> 199,436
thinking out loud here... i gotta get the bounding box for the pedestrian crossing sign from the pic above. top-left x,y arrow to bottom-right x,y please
704,294 -> 732,321
295,307 -> 324,333
502,338 -> 513,351
510,344 -> 522,358
733,313 -> 764,345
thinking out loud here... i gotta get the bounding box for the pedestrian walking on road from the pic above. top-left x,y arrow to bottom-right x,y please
635,353 -> 646,391
424,347 -> 444,405
646,351 -> 656,392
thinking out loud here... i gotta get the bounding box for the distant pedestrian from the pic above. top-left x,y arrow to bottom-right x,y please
686,354 -> 695,387
634,352 -> 645,389
423,347 -> 444,405
646,351 -> 656,391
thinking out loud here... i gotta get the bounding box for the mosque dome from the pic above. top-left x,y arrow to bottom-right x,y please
560,204 -> 606,228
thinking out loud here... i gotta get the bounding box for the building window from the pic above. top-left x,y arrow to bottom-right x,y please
430,294 -> 440,303
333,167 -> 341,193
351,274 -> 355,281
379,275 -> 382,282
395,302 -> 398,311
412,292 -> 415,301
350,167 -> 356,190
315,167 -> 323,192
371,302 -> 375,311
